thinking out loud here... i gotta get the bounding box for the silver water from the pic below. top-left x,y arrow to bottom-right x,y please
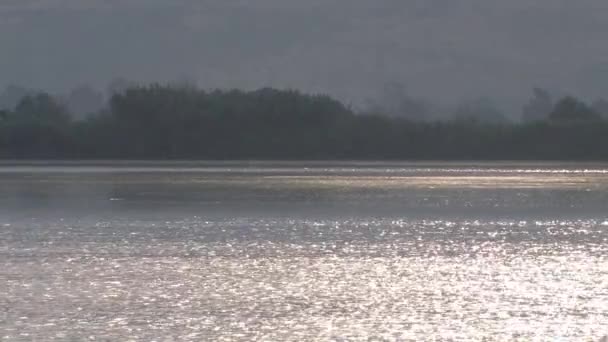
2,162 -> 608,341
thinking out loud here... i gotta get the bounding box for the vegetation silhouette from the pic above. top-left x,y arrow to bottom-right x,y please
1,83 -> 607,160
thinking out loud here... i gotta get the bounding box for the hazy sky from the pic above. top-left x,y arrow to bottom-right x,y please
2,0 -> 608,108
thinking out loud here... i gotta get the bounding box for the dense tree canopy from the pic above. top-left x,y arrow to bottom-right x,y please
549,97 -> 601,122
0,94 -> 72,158
1,84 -> 607,160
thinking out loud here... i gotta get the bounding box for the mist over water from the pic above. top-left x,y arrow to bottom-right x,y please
2,162 -> 608,340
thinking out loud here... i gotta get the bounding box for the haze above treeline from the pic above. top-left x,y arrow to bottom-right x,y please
1,82 -> 608,160
3,1 -> 608,113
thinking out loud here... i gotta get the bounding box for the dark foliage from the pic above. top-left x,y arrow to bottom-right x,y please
1,84 -> 607,160
549,97 -> 601,122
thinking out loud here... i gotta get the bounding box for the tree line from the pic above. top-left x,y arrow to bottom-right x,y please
1,83 -> 608,160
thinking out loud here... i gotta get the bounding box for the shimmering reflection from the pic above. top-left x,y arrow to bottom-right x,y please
2,162 -> 608,341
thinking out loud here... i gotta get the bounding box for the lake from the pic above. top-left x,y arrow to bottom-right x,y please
2,161 -> 608,340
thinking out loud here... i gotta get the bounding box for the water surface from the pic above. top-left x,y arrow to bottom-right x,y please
2,161 -> 608,341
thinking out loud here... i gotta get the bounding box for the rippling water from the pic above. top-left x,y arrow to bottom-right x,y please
2,161 -> 608,341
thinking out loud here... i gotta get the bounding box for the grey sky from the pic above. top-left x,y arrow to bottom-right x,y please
1,0 -> 608,109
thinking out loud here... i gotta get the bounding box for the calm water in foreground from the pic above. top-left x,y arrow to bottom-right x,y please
1,161 -> 608,341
